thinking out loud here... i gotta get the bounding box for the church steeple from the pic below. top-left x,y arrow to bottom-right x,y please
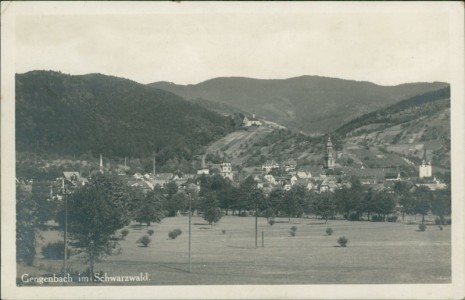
100,154 -> 104,174
325,136 -> 335,169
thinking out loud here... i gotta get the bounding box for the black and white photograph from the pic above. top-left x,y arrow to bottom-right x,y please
1,1 -> 464,299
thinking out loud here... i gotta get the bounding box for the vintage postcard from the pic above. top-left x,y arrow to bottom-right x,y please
1,1 -> 464,299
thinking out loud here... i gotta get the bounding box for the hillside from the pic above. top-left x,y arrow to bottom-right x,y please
202,86 -> 451,178
334,87 -> 451,170
149,76 -> 448,133
16,71 -> 241,166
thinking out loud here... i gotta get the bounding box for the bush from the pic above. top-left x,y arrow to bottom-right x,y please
121,229 -> 129,239
239,211 -> 248,217
337,236 -> 348,247
269,219 -> 275,226
371,215 -> 384,222
387,216 -> 398,223
418,223 -> 426,231
147,229 -> 154,236
168,229 -> 182,239
446,219 -> 452,225
41,241 -> 71,260
137,235 -> 151,247
326,228 -> 333,236
439,225 -> 443,231
290,226 -> 298,237
348,213 -> 359,221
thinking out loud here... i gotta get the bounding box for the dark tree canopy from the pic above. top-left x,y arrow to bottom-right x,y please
58,174 -> 131,271
16,187 -> 39,265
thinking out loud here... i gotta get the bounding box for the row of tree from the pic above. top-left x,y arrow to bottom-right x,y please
195,175 -> 451,225
17,173 -> 450,279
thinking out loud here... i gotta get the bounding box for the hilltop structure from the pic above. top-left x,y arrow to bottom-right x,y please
243,114 -> 262,127
324,136 -> 336,169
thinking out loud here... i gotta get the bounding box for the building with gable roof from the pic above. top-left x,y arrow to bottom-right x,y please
243,114 -> 262,127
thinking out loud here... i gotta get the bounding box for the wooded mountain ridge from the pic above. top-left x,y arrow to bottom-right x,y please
16,71 -> 241,165
149,76 -> 448,133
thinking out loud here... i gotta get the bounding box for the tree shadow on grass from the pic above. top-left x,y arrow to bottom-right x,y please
227,245 -> 256,250
151,263 -> 190,273
128,224 -> 145,230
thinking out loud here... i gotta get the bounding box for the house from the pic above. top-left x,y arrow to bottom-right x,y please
133,173 -> 144,180
243,114 -> 262,127
296,171 -> 311,179
262,160 -> 280,173
415,178 -> 448,191
63,171 -> 88,187
197,168 -> 210,175
127,180 -> 152,192
283,161 -> 296,173
220,162 -> 234,181
295,179 -> 314,191
264,174 -> 277,184
318,178 -> 338,193
157,173 -> 174,181
385,172 -> 402,182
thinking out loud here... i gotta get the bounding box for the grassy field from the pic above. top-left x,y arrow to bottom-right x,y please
18,215 -> 450,285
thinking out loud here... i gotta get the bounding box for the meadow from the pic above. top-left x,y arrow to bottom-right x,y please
18,215 -> 451,285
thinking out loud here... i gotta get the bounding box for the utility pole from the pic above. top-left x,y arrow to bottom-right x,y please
63,179 -> 68,276
188,192 -> 192,273
153,152 -> 156,176
255,204 -> 258,248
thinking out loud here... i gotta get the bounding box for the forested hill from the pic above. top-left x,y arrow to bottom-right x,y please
335,86 -> 451,136
16,71 -> 240,162
149,76 -> 449,133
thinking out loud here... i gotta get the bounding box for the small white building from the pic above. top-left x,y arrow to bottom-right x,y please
419,160 -> 432,178
262,160 -> 280,174
197,168 -> 210,175
220,162 -> 234,181
243,114 -> 262,127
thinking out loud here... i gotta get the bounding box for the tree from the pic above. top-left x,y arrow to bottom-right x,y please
16,186 -> 39,266
268,187 -> 285,217
361,188 -> 376,220
165,191 -> 188,217
165,181 -> 178,199
393,182 -> 415,222
312,192 -> 336,223
199,192 -> 223,226
374,191 -> 396,220
431,188 -> 451,225
59,174 -> 130,280
414,186 -> 432,224
135,189 -> 166,228
237,176 -> 257,213
281,186 -> 305,221
399,193 -> 416,222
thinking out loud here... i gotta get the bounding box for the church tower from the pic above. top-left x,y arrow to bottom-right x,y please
99,154 -> 104,174
419,149 -> 432,178
325,136 -> 335,169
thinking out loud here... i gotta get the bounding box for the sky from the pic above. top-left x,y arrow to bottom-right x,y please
15,5 -> 452,86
